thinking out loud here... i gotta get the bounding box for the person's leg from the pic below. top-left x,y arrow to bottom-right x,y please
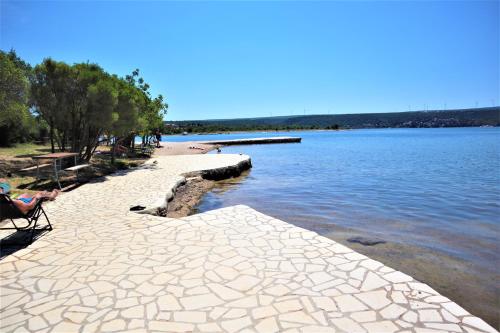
19,189 -> 59,201
14,189 -> 60,213
18,193 -> 39,199
13,197 -> 38,214
45,189 -> 60,200
36,189 -> 59,201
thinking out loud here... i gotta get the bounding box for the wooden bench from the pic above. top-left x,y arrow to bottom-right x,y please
64,164 -> 91,181
64,164 -> 90,172
19,163 -> 51,172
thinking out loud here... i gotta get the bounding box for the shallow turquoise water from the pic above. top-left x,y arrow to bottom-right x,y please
166,128 -> 500,270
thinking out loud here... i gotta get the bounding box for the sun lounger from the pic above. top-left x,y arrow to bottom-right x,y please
0,193 -> 53,244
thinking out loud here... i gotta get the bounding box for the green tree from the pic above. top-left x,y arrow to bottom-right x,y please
31,59 -> 119,160
0,50 -> 34,146
84,77 -> 118,160
31,59 -> 72,152
30,60 -> 167,162
126,69 -> 168,145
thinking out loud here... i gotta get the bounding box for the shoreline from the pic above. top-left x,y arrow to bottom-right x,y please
137,166 -> 500,330
163,159 -> 499,328
170,177 -> 500,328
1,142 -> 497,332
326,227 -> 500,328
165,169 -> 252,218
137,151 -> 251,218
165,176 -> 215,218
162,128 -> 348,136
160,125 -> 498,137
165,161 -> 252,217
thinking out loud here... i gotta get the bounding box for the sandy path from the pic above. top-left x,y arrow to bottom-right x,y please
153,141 -> 216,156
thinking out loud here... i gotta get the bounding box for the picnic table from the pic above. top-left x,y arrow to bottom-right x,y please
31,152 -> 79,189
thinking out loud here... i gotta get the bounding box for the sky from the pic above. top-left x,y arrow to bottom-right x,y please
1,1 -> 498,121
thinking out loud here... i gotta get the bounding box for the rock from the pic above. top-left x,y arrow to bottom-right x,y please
347,236 -> 386,246
200,159 -> 252,180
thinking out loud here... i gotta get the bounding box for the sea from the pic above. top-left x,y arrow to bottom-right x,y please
163,127 -> 500,272
162,127 -> 500,323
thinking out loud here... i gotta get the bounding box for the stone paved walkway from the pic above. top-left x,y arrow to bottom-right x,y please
0,155 -> 497,333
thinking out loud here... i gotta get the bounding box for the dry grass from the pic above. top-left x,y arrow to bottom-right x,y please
0,143 -> 52,159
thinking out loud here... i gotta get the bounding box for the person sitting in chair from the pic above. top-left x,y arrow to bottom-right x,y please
0,179 -> 59,215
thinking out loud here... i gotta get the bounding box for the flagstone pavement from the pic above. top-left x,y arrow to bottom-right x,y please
0,155 -> 497,333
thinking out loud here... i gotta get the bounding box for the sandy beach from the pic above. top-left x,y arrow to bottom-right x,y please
153,141 -> 216,156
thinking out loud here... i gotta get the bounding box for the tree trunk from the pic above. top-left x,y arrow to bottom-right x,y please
82,128 -> 100,162
111,137 -> 117,164
54,130 -> 63,151
61,131 -> 66,151
49,124 -> 55,153
71,108 -> 77,153
88,137 -> 100,161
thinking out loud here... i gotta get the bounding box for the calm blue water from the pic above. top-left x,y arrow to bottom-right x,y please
167,128 -> 500,268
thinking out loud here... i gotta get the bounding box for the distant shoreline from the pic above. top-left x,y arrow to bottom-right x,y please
165,106 -> 500,134
162,128 -> 346,136
162,125 -> 499,137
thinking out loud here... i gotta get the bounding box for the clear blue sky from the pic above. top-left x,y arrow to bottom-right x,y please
1,1 -> 498,121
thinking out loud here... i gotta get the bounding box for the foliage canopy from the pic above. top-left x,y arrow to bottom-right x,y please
0,50 -> 168,163
0,50 -> 39,146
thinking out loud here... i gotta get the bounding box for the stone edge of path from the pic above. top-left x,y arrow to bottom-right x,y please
186,204 -> 499,333
135,155 -> 252,216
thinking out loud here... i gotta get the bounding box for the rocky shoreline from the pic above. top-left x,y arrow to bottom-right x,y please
162,157 -> 252,218
327,228 -> 500,328
153,150 -> 499,329
147,141 -> 499,329
164,176 -> 215,217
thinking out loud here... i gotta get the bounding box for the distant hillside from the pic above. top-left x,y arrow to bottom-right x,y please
165,107 -> 500,133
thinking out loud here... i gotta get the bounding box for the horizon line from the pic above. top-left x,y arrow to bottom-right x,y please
166,105 -> 500,122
